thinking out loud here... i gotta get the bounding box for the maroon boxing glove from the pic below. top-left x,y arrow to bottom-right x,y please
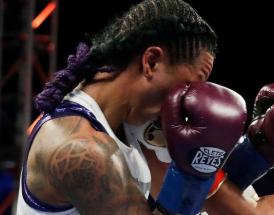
251,84 -> 274,118
157,82 -> 247,215
161,81 -> 247,177
248,83 -> 274,164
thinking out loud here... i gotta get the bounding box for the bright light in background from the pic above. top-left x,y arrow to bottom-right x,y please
32,2 -> 56,29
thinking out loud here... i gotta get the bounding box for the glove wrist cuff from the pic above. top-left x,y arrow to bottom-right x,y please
206,169 -> 227,199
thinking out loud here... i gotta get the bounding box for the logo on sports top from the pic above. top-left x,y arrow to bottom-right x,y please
143,119 -> 167,147
191,147 -> 226,173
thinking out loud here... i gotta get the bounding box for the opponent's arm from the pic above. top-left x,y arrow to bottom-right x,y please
204,180 -> 259,215
204,179 -> 274,215
204,83 -> 274,215
223,84 -> 274,191
256,195 -> 274,215
47,132 -> 152,215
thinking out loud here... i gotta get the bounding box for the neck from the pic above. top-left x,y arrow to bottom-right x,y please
82,68 -> 139,132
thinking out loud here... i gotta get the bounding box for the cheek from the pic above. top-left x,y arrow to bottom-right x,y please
172,68 -> 193,85
190,73 -> 206,82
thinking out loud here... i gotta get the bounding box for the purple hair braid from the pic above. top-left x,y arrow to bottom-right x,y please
34,42 -> 92,113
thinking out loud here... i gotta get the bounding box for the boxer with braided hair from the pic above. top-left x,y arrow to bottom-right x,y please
34,0 -> 216,114
16,0 -> 258,214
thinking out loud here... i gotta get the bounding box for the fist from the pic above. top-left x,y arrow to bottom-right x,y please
252,83 -> 274,118
248,83 -> 274,164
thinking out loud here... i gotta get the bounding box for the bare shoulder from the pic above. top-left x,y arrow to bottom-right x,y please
47,125 -> 151,214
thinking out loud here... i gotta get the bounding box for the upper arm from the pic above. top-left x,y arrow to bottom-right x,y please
47,133 -> 152,215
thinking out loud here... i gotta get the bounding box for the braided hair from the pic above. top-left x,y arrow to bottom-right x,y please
34,0 -> 217,113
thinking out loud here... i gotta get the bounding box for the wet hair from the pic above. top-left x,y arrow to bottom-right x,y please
35,0 -> 217,113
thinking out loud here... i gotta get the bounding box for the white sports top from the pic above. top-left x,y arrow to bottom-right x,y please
16,89 -> 151,215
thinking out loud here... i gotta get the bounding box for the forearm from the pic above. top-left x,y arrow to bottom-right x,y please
255,194 -> 274,215
203,180 -> 259,215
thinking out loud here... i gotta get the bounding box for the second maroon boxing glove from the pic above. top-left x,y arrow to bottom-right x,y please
225,83 -> 274,190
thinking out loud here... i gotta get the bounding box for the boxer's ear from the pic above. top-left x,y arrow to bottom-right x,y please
141,46 -> 165,79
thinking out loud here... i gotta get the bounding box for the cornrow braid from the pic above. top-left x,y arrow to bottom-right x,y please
89,0 -> 217,68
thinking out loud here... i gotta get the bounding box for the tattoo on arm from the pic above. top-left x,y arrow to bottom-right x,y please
48,135 -> 151,215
